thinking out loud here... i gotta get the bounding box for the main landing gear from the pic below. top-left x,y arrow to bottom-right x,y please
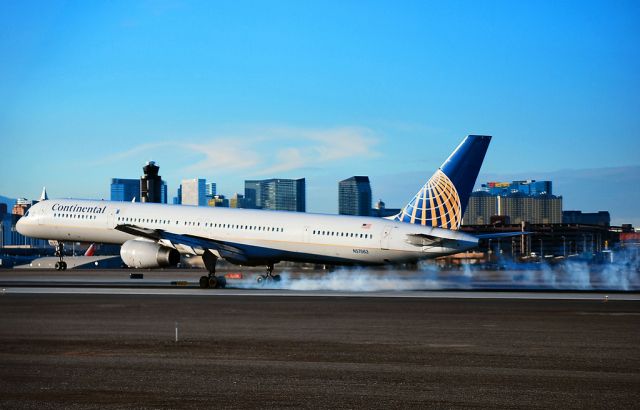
54,242 -> 67,271
199,250 -> 227,289
256,263 -> 281,284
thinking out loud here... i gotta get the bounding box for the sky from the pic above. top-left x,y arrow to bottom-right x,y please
1,1 -> 639,225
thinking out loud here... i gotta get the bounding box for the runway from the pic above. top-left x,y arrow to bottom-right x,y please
1,291 -> 638,408
2,267 -> 639,298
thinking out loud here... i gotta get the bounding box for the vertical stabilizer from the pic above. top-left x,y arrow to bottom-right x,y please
390,135 -> 491,229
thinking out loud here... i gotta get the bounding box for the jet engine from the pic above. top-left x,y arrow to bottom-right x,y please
120,239 -> 180,269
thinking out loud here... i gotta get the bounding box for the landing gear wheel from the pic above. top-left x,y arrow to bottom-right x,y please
55,262 -> 62,271
216,276 -> 227,289
199,276 -> 209,289
208,276 -> 218,289
61,261 -> 67,270
257,263 -> 279,285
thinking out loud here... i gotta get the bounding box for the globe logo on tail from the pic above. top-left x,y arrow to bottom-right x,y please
394,170 -> 462,230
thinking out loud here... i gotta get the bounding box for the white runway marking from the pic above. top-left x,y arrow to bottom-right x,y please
2,287 -> 639,301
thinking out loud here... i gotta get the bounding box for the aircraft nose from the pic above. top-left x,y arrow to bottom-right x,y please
16,216 -> 27,235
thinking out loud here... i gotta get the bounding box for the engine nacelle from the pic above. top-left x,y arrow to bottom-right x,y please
120,239 -> 180,269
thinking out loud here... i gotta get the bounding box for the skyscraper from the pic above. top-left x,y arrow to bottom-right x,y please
463,180 -> 562,225
339,176 -> 372,216
205,182 -> 217,199
244,180 -> 262,209
111,178 -> 139,202
140,161 -> 163,203
181,178 -> 207,206
160,181 -> 168,204
244,178 -> 305,212
173,185 -> 182,205
463,191 -> 499,225
482,180 -> 552,196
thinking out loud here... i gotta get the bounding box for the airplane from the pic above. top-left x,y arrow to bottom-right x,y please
17,134 -> 520,288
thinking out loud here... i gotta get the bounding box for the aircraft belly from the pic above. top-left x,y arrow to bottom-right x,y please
231,238 -> 419,265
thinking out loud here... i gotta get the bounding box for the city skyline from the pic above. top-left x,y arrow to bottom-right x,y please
1,2 -> 639,225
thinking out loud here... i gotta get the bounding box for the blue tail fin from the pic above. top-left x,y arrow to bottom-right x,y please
390,135 -> 491,229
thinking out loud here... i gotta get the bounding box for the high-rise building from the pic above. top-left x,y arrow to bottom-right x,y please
205,182 -> 217,199
244,178 -> 305,212
181,179 -> 207,206
160,181 -> 168,204
463,180 -> 562,225
140,161 -> 163,203
244,180 -> 262,209
229,193 -> 247,208
339,176 -> 372,216
496,193 -> 562,224
110,178 -> 139,202
463,191 -> 499,225
482,180 -> 552,196
173,185 -> 182,205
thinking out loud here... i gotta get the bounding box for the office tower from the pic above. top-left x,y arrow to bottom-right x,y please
245,178 -> 305,212
244,180 -> 262,209
160,181 -> 168,204
173,185 -> 182,205
482,180 -> 552,196
463,191 -> 499,225
110,178 -> 139,202
181,178 -> 207,206
205,182 -> 217,199
497,193 -> 562,224
339,176 -> 372,216
229,193 -> 247,208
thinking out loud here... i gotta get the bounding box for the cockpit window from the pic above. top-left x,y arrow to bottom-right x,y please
24,210 -> 30,217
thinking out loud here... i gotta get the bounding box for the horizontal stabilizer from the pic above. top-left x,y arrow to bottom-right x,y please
475,231 -> 529,239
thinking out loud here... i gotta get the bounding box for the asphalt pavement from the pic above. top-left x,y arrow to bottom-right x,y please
0,292 -> 638,408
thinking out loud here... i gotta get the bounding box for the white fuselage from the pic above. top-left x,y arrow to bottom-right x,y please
17,199 -> 478,266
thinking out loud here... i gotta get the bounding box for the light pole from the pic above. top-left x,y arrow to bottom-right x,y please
561,235 -> 566,257
539,238 -> 543,259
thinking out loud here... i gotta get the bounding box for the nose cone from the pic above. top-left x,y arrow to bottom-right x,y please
16,216 -> 26,235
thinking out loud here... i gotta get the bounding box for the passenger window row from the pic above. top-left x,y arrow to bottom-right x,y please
54,213 -> 97,220
116,216 -> 284,233
312,230 -> 373,239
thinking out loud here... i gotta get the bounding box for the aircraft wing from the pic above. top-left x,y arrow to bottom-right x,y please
114,224 -> 249,263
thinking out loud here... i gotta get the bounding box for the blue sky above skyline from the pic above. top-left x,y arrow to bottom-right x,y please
1,1 -> 639,224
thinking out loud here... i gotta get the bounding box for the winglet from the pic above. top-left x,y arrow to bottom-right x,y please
40,187 -> 48,201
